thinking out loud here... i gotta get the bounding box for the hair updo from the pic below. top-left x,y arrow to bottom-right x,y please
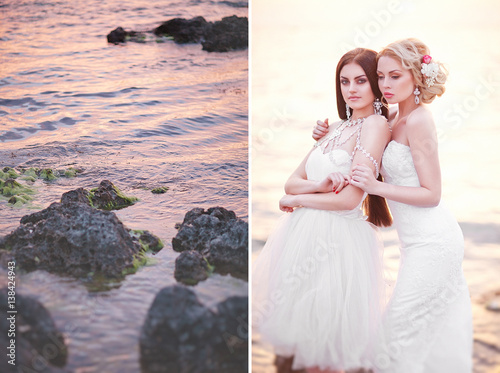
377,38 -> 448,104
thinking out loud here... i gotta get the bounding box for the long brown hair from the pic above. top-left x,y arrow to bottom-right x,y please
336,48 -> 392,227
336,48 -> 388,119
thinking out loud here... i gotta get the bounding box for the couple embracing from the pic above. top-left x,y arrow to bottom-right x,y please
253,38 -> 473,373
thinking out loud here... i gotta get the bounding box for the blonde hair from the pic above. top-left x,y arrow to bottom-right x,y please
378,38 -> 448,104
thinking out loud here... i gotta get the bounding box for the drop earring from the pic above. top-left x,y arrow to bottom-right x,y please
346,103 -> 351,120
373,98 -> 382,115
414,87 -> 421,104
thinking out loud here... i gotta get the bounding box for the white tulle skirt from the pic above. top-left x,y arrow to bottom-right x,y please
253,207 -> 385,371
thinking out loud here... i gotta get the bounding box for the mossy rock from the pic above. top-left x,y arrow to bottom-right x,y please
1,166 -> 86,210
1,167 -> 19,180
0,178 -> 35,199
8,194 -> 33,207
39,168 -> 58,181
61,180 -> 138,211
129,230 -> 164,253
16,166 -> 83,181
88,180 -> 138,210
63,167 -> 82,178
0,200 -> 164,283
152,186 -> 169,194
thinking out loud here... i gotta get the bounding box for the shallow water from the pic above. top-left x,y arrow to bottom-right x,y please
0,0 -> 248,371
251,0 -> 500,372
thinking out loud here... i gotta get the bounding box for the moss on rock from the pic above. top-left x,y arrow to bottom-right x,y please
8,194 -> 33,207
152,186 -> 169,194
87,180 -> 138,210
129,230 -> 164,253
39,168 -> 58,181
64,167 -> 82,178
0,178 -> 35,204
1,167 -> 19,179
1,166 -> 84,208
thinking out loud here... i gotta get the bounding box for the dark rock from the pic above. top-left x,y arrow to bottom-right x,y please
140,286 -> 213,373
172,207 -> 248,280
107,28 -> 146,43
1,201 -> 142,278
202,16 -> 248,52
205,222 -> 247,278
174,250 -> 210,286
0,288 -> 68,372
214,296 -> 248,371
60,187 -> 91,205
109,15 -> 248,52
107,27 -> 127,43
0,180 -> 161,282
153,16 -> 209,43
139,285 -> 248,373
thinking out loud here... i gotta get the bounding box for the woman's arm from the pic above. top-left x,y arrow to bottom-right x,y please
281,115 -> 391,211
280,185 -> 363,212
351,109 -> 441,207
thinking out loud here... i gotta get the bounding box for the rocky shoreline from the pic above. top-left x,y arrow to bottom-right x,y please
0,171 -> 248,372
107,15 -> 248,52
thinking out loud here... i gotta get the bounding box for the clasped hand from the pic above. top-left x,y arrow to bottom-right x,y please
350,164 -> 379,194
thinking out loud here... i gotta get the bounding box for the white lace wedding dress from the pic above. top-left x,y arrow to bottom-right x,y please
373,140 -> 473,372
253,125 -> 385,371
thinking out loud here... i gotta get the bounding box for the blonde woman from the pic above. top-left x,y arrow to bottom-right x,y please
314,38 -> 473,372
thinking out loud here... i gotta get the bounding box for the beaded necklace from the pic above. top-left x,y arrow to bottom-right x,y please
315,117 -> 365,152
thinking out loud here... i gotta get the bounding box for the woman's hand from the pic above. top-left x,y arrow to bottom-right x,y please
313,118 -> 329,141
279,194 -> 300,212
317,172 -> 350,194
350,164 -> 381,195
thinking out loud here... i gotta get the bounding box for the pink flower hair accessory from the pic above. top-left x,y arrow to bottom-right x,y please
420,54 -> 439,87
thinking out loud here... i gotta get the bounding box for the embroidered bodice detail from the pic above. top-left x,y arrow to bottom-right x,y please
314,119 -> 379,176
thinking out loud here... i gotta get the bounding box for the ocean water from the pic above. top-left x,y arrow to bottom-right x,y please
0,0 -> 248,372
251,0 -> 500,372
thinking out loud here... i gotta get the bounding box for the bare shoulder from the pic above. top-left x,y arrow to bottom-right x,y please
362,114 -> 391,135
406,106 -> 435,129
406,107 -> 438,146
